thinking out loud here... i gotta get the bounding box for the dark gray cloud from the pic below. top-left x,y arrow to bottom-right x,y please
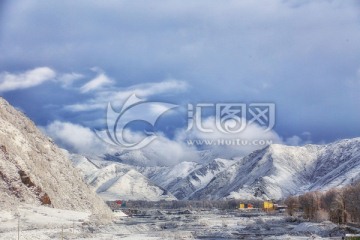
0,0 -> 360,144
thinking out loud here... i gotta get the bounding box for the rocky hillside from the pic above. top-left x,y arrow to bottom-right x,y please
0,97 -> 111,216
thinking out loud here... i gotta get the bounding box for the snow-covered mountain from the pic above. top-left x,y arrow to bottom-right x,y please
190,139 -> 360,200
141,159 -> 235,200
102,148 -> 219,167
138,161 -> 201,191
70,154 -> 176,201
309,138 -> 360,190
0,97 -> 111,216
72,137 -> 360,201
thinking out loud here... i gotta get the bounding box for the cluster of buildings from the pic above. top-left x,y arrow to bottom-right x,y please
239,201 -> 286,212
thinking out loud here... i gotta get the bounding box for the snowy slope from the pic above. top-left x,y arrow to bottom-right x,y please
191,139 -> 360,200
71,155 -> 176,201
309,138 -> 360,190
69,154 -> 100,182
166,158 -> 235,199
103,150 -> 153,166
97,169 -> 176,201
0,97 -> 111,216
71,138 -> 360,201
140,161 -> 201,190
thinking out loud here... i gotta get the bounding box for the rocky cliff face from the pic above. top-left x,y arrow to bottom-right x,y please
0,97 -> 111,217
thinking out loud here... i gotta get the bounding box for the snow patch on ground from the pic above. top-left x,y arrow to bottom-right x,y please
0,205 -> 346,240
292,221 -> 338,235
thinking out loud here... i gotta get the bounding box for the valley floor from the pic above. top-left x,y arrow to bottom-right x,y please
0,205 -> 350,239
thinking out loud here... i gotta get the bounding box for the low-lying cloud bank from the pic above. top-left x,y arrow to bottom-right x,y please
42,118 -> 309,166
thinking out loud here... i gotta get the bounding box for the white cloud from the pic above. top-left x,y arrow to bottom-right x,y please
42,117 -> 312,166
144,135 -> 199,166
80,73 -> 114,93
65,78 -> 188,112
42,120 -> 198,166
150,103 -> 176,115
177,116 -> 283,158
58,72 -> 84,88
126,79 -> 188,98
63,102 -> 106,112
119,130 -> 199,166
43,121 -> 111,155
0,67 -> 56,92
285,132 -> 312,146
285,135 -> 303,146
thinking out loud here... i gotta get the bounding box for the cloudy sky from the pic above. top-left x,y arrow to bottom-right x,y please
0,1 -> 360,163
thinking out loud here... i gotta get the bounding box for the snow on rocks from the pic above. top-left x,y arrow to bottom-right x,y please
0,97 -> 112,218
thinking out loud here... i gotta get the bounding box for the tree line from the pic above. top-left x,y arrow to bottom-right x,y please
116,199 -> 264,210
285,181 -> 360,224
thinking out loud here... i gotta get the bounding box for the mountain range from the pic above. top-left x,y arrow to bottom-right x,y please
71,137 -> 360,201
2,96 -> 359,203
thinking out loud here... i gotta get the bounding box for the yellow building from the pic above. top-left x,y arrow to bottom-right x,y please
263,201 -> 274,211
